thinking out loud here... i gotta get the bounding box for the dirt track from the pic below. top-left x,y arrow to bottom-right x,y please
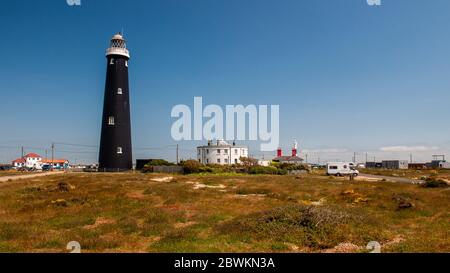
358,174 -> 425,185
0,172 -> 63,183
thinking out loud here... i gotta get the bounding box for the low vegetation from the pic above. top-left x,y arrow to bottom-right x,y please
0,171 -> 448,253
177,159 -> 311,176
360,168 -> 450,181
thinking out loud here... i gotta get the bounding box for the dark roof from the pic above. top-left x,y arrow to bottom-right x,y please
273,156 -> 304,162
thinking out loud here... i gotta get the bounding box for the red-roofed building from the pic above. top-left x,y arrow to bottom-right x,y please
272,140 -> 304,165
12,158 -> 26,168
12,153 -> 43,168
12,153 -> 69,169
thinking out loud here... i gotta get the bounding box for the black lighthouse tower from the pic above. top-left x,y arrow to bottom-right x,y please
99,33 -> 133,172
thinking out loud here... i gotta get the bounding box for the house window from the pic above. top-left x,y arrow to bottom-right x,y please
224,149 -> 228,154
117,147 -> 123,154
217,149 -> 221,154
224,159 -> 228,164
235,159 -> 238,164
110,58 -> 115,65
206,149 -> 209,154
117,88 -> 123,94
217,159 -> 221,164
206,159 -> 209,164
235,149 -> 238,155
108,116 -> 115,125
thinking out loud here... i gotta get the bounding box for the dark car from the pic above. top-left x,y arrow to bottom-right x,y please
42,164 -> 52,172
83,165 -> 98,173
0,165 -> 12,171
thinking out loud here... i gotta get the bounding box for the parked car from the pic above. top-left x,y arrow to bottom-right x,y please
0,165 -> 12,171
327,162 -> 359,177
83,165 -> 98,173
42,164 -> 52,171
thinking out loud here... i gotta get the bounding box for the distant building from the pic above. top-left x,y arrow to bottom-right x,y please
438,162 -> 450,169
365,162 -> 382,169
382,160 -> 409,170
197,140 -> 248,165
12,153 -> 42,169
258,160 -> 272,167
273,141 -> 304,165
41,159 -> 69,169
427,155 -> 450,169
12,153 -> 68,169
408,163 -> 428,170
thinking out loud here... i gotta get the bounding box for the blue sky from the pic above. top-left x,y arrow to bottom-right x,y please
1,0 -> 450,164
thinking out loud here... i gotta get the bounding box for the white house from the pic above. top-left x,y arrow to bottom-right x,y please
197,140 -> 248,165
12,153 -> 69,170
12,153 -> 42,169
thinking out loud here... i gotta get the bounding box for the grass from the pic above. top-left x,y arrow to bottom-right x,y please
0,172 -> 448,253
360,168 -> 450,181
0,171 -> 23,177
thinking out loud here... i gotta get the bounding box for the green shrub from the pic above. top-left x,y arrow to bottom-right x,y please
422,178 -> 449,188
248,166 -> 279,175
278,163 -> 310,171
145,159 -> 174,167
142,159 -> 175,173
182,160 -> 203,174
216,204 -> 376,249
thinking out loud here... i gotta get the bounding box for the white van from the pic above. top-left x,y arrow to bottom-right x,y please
327,162 -> 359,177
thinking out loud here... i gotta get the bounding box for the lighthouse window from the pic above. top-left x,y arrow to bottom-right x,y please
117,88 -> 123,95
110,58 -> 115,65
108,116 -> 115,125
117,147 -> 123,154
125,61 -> 128,67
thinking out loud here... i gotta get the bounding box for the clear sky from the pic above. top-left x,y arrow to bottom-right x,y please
1,0 -> 449,164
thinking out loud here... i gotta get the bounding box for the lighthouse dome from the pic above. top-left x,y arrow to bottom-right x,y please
106,33 -> 130,58
112,33 -> 124,40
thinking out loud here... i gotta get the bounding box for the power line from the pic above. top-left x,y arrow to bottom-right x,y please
54,142 -> 98,148
55,150 -> 98,154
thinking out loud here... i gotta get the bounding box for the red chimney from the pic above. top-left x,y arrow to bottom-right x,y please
292,140 -> 298,157
277,148 -> 282,157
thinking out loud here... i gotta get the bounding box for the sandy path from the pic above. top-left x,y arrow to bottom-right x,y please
0,172 -> 63,183
358,174 -> 425,185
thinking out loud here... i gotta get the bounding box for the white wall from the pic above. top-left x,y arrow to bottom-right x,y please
198,146 -> 248,165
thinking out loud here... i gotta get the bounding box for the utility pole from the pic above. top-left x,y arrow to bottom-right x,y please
353,152 -> 356,163
45,149 -> 48,160
410,154 -> 413,163
51,142 -> 55,171
366,153 -> 368,163
306,154 -> 308,164
21,146 -> 24,158
176,144 -> 179,165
